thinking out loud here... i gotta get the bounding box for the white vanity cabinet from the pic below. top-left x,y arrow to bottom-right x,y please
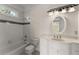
48,39 -> 70,55
40,37 -> 49,55
40,36 -> 79,55
40,37 -> 70,55
48,40 -> 79,55
71,43 -> 79,55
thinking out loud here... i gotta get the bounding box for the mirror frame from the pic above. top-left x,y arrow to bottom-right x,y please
51,15 -> 67,34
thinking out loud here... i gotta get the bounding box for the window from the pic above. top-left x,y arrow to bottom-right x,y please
0,5 -> 18,17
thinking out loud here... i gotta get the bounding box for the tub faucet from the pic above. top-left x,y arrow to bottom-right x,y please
24,35 -> 27,41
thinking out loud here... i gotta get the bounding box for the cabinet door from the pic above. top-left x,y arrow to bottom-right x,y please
48,40 -> 59,55
56,42 -> 70,55
71,43 -> 79,55
48,40 -> 70,55
40,38 -> 49,55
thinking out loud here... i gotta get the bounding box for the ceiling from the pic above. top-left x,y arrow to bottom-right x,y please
17,4 -> 66,9
10,4 -> 67,13
20,4 -> 67,13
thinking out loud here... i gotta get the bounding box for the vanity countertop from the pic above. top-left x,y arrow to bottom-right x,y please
51,37 -> 79,43
39,34 -> 79,43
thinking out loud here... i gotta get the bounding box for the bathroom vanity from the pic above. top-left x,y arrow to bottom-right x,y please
40,35 -> 79,55
50,37 -> 79,55
40,4 -> 79,55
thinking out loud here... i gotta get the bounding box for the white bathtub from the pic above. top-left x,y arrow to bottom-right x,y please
5,44 -> 27,55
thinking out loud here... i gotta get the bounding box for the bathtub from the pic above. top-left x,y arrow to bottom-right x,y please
5,44 -> 27,55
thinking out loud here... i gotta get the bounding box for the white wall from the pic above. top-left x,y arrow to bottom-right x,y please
24,4 -> 66,40
50,6 -> 78,38
78,6 -> 79,38
24,4 -> 78,40
24,4 -> 79,54
0,4 -> 25,54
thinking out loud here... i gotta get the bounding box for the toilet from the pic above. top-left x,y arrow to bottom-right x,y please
25,44 -> 35,55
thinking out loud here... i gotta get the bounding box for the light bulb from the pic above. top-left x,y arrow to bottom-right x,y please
68,7 -> 75,12
54,10 -> 59,14
61,9 -> 67,13
48,12 -> 53,16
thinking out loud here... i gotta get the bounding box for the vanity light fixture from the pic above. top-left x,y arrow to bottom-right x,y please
47,4 -> 78,14
54,10 -> 59,14
61,8 -> 67,13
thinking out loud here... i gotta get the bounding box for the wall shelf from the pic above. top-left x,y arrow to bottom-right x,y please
0,19 -> 30,25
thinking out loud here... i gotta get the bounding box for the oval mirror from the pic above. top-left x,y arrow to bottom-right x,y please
51,15 -> 66,34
